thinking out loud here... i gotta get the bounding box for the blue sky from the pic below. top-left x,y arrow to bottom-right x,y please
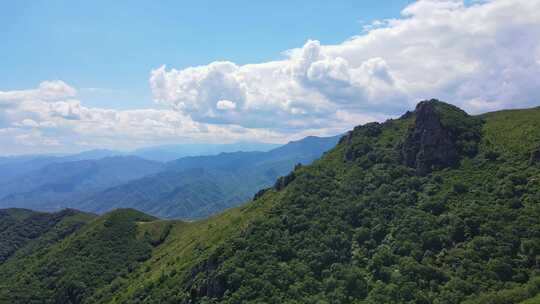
1,0 -> 412,110
1,0 -> 539,155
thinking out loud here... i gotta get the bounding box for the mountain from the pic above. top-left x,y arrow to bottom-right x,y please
0,136 -> 338,218
77,135 -> 341,219
132,142 -> 281,162
0,156 -> 164,211
1,100 -> 540,303
0,208 -> 155,303
0,149 -> 123,183
60,149 -> 124,161
0,208 -> 95,264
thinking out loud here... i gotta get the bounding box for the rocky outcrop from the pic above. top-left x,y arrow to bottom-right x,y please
401,101 -> 459,174
186,257 -> 226,300
274,171 -> 296,191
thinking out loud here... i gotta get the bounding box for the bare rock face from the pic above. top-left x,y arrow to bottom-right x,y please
402,101 -> 459,174
187,258 -> 226,300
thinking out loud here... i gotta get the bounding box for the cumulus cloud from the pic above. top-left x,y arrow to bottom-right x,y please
3,0 -> 540,154
0,80 -> 77,103
0,82 -> 292,155
151,0 -> 540,130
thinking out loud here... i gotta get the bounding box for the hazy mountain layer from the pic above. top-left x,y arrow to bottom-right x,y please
0,136 -> 339,219
78,135 -> 340,218
132,142 -> 281,162
0,157 -> 164,211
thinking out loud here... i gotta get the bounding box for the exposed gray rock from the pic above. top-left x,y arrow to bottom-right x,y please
187,258 -> 225,300
402,101 -> 459,174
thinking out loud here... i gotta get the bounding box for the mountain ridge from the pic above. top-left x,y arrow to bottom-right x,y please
77,135 -> 340,219
0,135 -> 340,219
0,156 -> 165,212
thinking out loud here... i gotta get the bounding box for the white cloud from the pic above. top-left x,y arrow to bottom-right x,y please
14,119 -> 39,128
0,80 -> 76,103
15,130 -> 61,147
3,0 -> 540,155
0,82 -> 293,155
216,99 -> 237,110
151,0 -> 540,128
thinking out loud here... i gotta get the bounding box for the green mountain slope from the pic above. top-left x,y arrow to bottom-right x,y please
1,100 -> 539,303
0,209 -> 157,303
77,135 -> 340,219
0,208 -> 95,264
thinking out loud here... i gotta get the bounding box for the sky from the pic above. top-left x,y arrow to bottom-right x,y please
0,1 -> 413,109
1,0 -> 540,155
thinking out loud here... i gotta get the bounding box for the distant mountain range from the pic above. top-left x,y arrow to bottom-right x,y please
0,156 -> 164,212
0,135 -> 340,218
0,141 -> 281,164
0,149 -> 122,183
132,142 -> 281,161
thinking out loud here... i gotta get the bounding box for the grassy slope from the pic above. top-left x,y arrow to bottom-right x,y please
481,107 -> 540,155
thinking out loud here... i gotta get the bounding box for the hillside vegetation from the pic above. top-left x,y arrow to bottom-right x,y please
0,208 -> 95,264
0,209 -> 156,303
1,100 -> 539,304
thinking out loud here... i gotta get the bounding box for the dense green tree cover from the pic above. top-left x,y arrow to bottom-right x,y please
0,209 -> 157,303
173,101 -> 540,304
1,101 -> 539,304
0,208 -> 94,263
